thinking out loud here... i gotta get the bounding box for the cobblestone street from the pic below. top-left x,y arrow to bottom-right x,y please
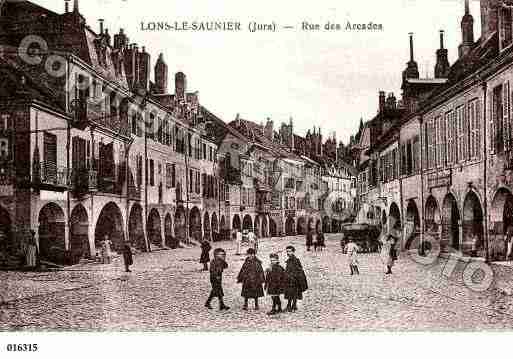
1,235 -> 512,331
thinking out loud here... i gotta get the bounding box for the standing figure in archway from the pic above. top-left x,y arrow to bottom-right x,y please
25,230 -> 38,270
381,223 -> 400,275
101,235 -> 113,264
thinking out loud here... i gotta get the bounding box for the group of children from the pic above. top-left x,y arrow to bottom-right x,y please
202,243 -> 308,315
305,230 -> 326,252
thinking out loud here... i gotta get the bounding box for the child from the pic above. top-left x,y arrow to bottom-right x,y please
237,248 -> 265,310
265,253 -> 286,315
314,231 -> 325,252
344,239 -> 360,275
200,239 -> 212,271
122,243 -> 133,273
205,248 -> 230,310
284,246 -> 308,312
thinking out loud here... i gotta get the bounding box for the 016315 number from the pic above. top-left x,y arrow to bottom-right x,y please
6,344 -> 38,352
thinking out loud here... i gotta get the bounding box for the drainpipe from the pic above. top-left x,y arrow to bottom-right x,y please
482,81 -> 490,263
419,115 -> 425,255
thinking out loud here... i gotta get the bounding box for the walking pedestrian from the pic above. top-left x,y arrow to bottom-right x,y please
265,253 -> 286,315
314,230 -> 325,252
284,246 -> 308,312
381,224 -> 400,275
122,243 -> 133,272
205,248 -> 230,310
200,238 -> 212,271
504,225 -> 513,261
235,229 -> 242,255
248,230 -> 257,253
344,239 -> 360,275
25,230 -> 38,270
306,228 -> 313,251
237,248 -> 265,310
101,235 -> 113,264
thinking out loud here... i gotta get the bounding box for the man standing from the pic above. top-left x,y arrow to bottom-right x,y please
306,228 -> 313,251
205,248 -> 230,311
237,248 -> 265,310
248,230 -> 257,253
284,246 -> 308,312
122,243 -> 133,273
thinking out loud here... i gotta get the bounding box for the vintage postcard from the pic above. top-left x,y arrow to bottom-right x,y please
0,0 -> 512,353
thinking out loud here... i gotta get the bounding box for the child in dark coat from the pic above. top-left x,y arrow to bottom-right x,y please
284,246 -> 308,312
205,248 -> 230,310
265,253 -> 286,315
314,231 -> 325,251
237,248 -> 265,310
200,239 -> 212,271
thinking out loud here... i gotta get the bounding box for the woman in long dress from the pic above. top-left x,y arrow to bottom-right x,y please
380,225 -> 400,275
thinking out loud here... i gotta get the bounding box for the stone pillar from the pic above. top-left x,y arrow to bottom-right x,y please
160,212 -> 165,247
64,222 -> 70,251
458,219 -> 464,254
88,219 -> 96,257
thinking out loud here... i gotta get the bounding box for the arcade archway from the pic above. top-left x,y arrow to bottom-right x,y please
203,212 -> 211,241
463,191 -> 484,256
389,202 -> 401,230
164,213 -> 174,248
243,214 -> 253,232
405,200 -> 420,250
0,206 -> 12,257
285,217 -> 295,236
490,188 -> 513,259
442,194 -> 460,251
38,203 -> 66,264
147,208 -> 163,247
174,206 -> 186,243
261,216 -> 268,238
322,216 -> 331,233
269,217 -> 278,237
95,202 -> 125,253
189,207 -> 202,241
232,214 -> 241,232
211,212 -> 219,241
425,196 -> 441,233
254,216 -> 261,237
69,204 -> 89,263
129,203 -> 146,251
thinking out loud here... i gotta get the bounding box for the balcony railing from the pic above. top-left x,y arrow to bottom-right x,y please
38,163 -> 71,189
71,168 -> 98,195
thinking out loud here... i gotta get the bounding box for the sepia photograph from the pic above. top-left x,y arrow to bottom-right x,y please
0,0 -> 512,354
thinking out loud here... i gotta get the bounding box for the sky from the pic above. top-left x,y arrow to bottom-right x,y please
33,0 -> 482,144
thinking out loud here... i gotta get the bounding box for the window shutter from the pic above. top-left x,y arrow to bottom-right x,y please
504,81 -> 511,152
491,94 -> 496,154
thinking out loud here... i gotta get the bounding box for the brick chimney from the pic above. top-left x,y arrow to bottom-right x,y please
480,0 -> 500,41
264,117 -> 274,140
137,46 -> 150,90
436,30 -> 450,77
459,0 -> 474,58
379,91 -> 386,113
175,72 -> 187,100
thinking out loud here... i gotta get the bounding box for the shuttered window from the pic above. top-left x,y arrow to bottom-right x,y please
43,132 -> 57,182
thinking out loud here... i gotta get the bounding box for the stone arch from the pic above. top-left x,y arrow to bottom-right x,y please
220,215 -> 228,241
462,190 -> 484,256
147,208 -> 163,247
285,216 -> 295,236
307,217 -> 315,232
189,207 -> 202,241
425,195 -> 441,233
69,204 -> 90,264
164,213 -> 174,248
442,193 -> 461,251
95,202 -> 125,253
129,203 -> 146,251
38,202 -> 66,264
405,200 -> 420,250
203,212 -> 211,241
316,219 -> 322,233
242,214 -> 253,232
389,202 -> 401,230
174,206 -> 187,243
254,215 -> 261,237
490,187 -> 513,259
297,217 -> 306,235
232,214 -> 241,231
